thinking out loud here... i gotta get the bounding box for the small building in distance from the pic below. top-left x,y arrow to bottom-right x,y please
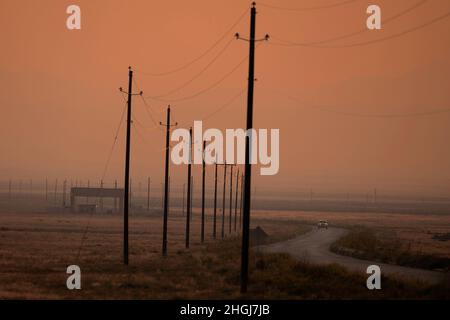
70,187 -> 124,213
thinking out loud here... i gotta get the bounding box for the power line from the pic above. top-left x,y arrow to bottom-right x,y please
176,87 -> 246,127
271,9 -> 450,48
202,88 -> 246,122
135,8 -> 248,76
133,77 -> 160,126
270,0 -> 429,47
77,96 -> 128,261
287,94 -> 450,118
146,37 -> 236,99
101,98 -> 127,180
259,0 -> 359,12
144,45 -> 262,103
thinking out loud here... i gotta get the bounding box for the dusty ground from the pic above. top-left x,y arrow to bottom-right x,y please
0,207 -> 448,299
0,209 -> 307,299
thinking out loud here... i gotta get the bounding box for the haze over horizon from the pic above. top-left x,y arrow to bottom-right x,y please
1,0 -> 450,197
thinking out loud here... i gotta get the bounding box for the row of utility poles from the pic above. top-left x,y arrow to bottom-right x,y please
118,2 -> 265,293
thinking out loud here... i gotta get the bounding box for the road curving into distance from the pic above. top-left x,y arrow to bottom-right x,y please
259,227 -> 446,284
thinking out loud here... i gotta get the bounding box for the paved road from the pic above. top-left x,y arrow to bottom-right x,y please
259,228 -> 445,284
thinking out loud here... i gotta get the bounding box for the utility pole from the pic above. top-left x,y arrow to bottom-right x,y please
8,179 -> 11,200
237,2 -> 269,293
45,178 -> 48,201
201,141 -> 206,243
119,66 -> 143,265
229,164 -> 235,234
234,169 -> 239,232
221,163 -> 227,239
240,173 -> 244,230
213,161 -> 218,239
160,105 -> 177,256
129,179 -> 132,208
191,177 -> 194,221
185,127 -> 193,248
147,177 -> 151,212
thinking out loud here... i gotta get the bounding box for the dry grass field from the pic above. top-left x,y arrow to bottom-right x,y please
0,201 -> 449,299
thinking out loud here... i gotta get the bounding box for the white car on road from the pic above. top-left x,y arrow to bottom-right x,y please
317,220 -> 329,229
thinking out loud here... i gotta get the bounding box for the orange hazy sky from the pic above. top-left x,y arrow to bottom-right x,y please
1,0 -> 450,196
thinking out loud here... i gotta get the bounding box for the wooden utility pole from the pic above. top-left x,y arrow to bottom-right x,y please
119,66 -> 143,265
45,178 -> 48,200
201,141 -> 206,243
240,173 -> 244,230
238,2 -> 269,293
221,164 -> 227,239
229,165 -> 235,234
234,169 -> 239,232
190,177 -> 194,221
160,105 -> 177,256
213,161 -> 218,239
185,128 -> 193,248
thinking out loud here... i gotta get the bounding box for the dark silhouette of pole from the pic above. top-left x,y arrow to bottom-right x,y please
221,164 -> 227,239
185,128 -> 193,248
8,179 -> 11,200
240,173 -> 244,230
213,161 -> 218,239
122,67 -> 132,265
160,105 -> 177,256
201,141 -> 206,243
239,2 -> 269,293
119,66 -> 142,265
229,165 -> 234,234
129,179 -> 132,207
45,178 -> 48,200
168,176 -> 171,212
234,169 -> 239,232
191,175 -> 194,221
